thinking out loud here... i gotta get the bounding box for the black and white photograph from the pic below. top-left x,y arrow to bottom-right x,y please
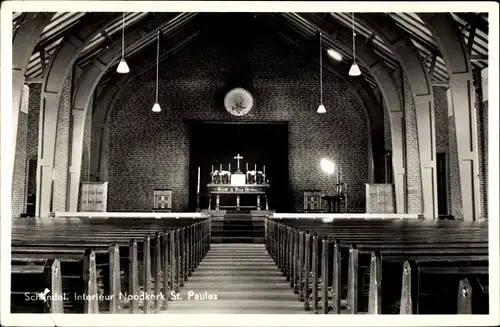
1,1 -> 498,326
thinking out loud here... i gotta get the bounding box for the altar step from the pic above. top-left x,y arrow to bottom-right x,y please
211,214 -> 264,243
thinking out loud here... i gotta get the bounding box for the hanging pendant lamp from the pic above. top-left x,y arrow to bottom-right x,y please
116,12 -> 129,74
349,12 -> 362,77
152,31 -> 161,112
317,32 -> 326,114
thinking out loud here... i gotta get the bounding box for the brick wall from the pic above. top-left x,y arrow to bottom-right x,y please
26,84 -> 41,195
383,101 -> 392,151
475,68 -> 488,219
52,71 -> 73,211
80,97 -> 93,183
403,77 -> 423,214
107,28 -> 370,212
100,126 -> 110,182
12,111 -> 28,217
433,86 -> 451,215
447,90 -> 463,219
433,87 -> 449,153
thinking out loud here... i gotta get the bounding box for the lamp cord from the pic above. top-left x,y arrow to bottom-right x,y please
156,31 -> 159,103
352,12 -> 356,62
319,32 -> 323,104
121,12 -> 125,59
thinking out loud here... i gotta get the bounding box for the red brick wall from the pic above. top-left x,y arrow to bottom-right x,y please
107,31 -> 370,212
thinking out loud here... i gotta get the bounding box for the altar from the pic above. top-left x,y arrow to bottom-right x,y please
207,184 -> 269,211
203,153 -> 270,211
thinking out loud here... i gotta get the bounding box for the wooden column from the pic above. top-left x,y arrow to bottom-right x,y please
36,14 -> 111,217
358,13 -> 438,219
420,13 -> 481,221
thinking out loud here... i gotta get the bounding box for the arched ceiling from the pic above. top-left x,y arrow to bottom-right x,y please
13,11 -> 489,89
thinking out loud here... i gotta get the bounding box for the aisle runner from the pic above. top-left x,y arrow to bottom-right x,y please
165,244 -> 306,314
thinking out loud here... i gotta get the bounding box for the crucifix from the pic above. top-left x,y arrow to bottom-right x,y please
234,153 -> 243,172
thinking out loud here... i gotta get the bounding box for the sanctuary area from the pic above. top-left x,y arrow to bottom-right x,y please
5,7 -> 493,318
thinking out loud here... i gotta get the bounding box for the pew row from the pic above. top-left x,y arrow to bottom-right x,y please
11,218 -> 210,313
265,217 -> 489,315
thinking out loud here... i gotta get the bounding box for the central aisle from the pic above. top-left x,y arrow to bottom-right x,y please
165,244 -> 307,314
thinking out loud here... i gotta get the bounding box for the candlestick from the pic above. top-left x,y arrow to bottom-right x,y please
197,166 -> 200,193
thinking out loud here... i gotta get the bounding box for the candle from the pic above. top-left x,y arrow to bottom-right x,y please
220,164 -> 222,171
263,165 -> 266,174
254,164 -> 257,171
197,166 -> 200,193
229,163 -> 231,171
246,162 -> 248,171
211,165 -> 214,173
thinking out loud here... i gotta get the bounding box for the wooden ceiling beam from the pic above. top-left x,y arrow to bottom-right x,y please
471,55 -> 488,62
467,25 -> 476,56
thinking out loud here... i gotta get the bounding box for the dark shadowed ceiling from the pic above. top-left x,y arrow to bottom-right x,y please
13,11 -> 489,92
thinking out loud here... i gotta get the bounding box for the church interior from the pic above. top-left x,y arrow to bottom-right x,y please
5,7 -> 495,318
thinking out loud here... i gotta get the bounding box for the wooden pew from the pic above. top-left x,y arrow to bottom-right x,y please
11,259 -> 64,313
265,217 -> 488,315
398,258 -> 489,314
11,218 -> 211,313
348,248 -> 488,314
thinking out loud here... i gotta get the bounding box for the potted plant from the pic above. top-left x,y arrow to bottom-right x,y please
247,170 -> 256,184
211,170 -> 221,184
220,170 -> 231,184
256,171 -> 265,184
